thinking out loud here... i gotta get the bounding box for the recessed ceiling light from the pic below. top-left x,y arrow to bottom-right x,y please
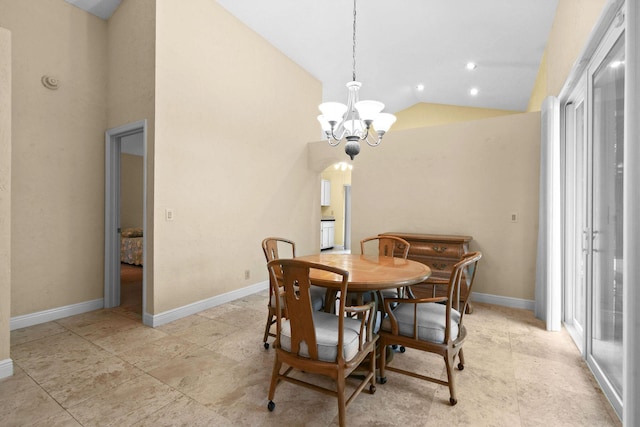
469,87 -> 479,96
416,84 -> 425,91
466,62 -> 477,70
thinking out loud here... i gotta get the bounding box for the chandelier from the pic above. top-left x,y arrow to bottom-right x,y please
317,0 -> 396,160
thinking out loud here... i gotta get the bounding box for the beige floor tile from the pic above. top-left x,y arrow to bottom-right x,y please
28,410 -> 83,427
147,347 -> 232,391
156,313 -> 210,334
131,394 -> 232,426
10,321 -> 68,347
40,356 -> 144,408
512,352 -> 594,395
74,315 -> 149,342
66,374 -> 183,427
0,367 -> 71,427
56,310 -> 137,338
92,324 -> 169,355
119,335 -> 201,372
170,317 -> 235,347
205,327 -> 275,365
10,331 -> 111,383
151,349 -> 250,407
517,379 -> 619,427
424,365 -> 522,427
509,329 -> 584,365
199,301 -> 265,330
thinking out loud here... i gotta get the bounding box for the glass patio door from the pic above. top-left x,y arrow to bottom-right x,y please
588,32 -> 625,407
562,21 -> 624,419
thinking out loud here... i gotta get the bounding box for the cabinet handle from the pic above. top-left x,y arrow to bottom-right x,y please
432,263 -> 448,270
432,245 -> 448,254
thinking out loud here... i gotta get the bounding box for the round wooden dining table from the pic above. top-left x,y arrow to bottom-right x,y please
297,253 -> 431,369
296,253 -> 432,292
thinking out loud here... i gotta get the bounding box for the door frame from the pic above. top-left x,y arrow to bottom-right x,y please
344,184 -> 351,251
562,77 -> 588,354
104,120 -> 148,322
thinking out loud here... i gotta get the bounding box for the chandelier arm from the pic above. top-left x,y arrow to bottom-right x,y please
328,126 -> 348,145
364,131 -> 383,147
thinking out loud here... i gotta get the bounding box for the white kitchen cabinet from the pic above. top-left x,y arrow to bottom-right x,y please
321,179 -> 331,206
320,220 -> 335,250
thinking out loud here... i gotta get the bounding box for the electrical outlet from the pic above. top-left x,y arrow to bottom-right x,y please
510,212 -> 519,223
165,208 -> 174,221
244,269 -> 250,280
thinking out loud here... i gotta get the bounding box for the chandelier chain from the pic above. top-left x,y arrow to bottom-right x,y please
352,0 -> 357,82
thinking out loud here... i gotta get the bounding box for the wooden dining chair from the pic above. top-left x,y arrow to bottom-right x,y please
360,235 -> 410,259
261,237 -> 325,349
266,259 -> 378,427
357,235 -> 412,305
378,251 -> 482,405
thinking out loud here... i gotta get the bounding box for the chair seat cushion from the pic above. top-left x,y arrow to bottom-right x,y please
280,311 -> 363,362
381,302 -> 460,343
271,285 -> 325,311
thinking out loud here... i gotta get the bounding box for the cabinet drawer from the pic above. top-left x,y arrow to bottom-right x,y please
407,243 -> 464,259
407,255 -> 456,274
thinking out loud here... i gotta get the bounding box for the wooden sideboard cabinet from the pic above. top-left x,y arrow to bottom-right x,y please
380,232 -> 474,312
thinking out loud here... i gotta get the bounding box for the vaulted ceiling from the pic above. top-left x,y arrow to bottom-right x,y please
66,0 -> 559,113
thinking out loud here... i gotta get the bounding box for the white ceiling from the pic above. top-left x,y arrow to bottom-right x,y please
67,0 -> 559,113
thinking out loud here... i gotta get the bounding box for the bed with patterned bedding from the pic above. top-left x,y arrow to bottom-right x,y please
121,227 -> 143,265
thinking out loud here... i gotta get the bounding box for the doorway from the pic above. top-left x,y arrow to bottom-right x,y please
320,163 -> 352,252
105,120 -> 148,324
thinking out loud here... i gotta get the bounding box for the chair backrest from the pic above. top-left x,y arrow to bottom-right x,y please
262,237 -> 296,262
267,258 -> 350,362
360,236 -> 410,259
445,251 -> 482,336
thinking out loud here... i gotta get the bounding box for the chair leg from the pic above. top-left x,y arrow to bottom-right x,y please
457,348 -> 465,370
262,310 -> 274,347
378,340 -> 387,384
444,352 -> 457,405
369,344 -> 377,392
336,375 -> 346,427
268,356 -> 282,401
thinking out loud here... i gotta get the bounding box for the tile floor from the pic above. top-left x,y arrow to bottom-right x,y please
2,294 -> 622,426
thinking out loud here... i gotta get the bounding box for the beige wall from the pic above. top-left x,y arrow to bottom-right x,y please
527,51 -> 548,112
120,154 -> 144,229
547,0 -> 608,95
344,112 -> 541,301
394,102 -> 518,130
107,0 -> 156,312
0,27 -> 11,363
0,0 -> 108,316
321,167 -> 352,247
152,0 -> 322,313
529,0 -> 608,107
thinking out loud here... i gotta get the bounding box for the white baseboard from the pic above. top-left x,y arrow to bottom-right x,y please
10,299 -> 104,330
0,358 -> 14,379
147,280 -> 269,328
6,288 -> 531,331
471,292 -> 534,311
